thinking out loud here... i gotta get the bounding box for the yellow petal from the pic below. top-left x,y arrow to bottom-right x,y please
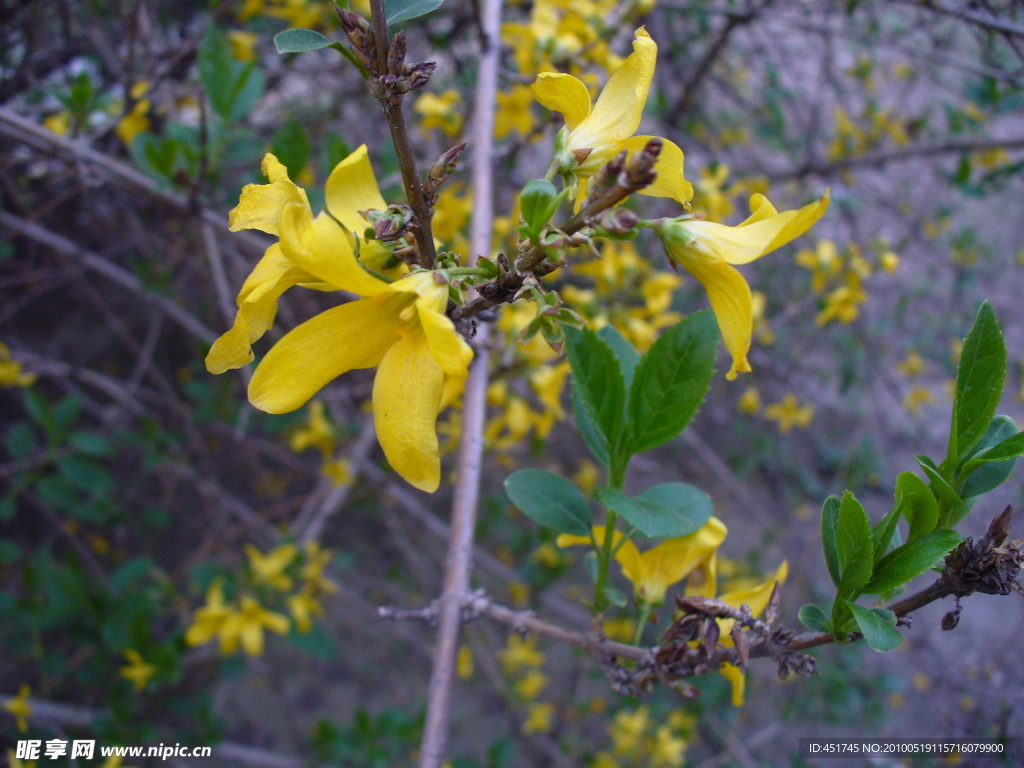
673,255 -> 753,381
228,154 -> 310,235
686,191 -> 830,266
618,135 -> 693,206
719,560 -> 788,617
632,517 -> 727,603
531,73 -> 592,131
248,295 -> 404,413
206,245 -> 311,374
417,306 -> 474,380
572,29 -> 655,147
324,144 -> 388,233
720,662 -> 746,706
278,202 -> 389,296
373,325 -> 445,492
240,622 -> 264,656
614,537 -> 643,587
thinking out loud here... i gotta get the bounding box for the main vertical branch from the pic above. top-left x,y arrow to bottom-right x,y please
367,0 -> 438,267
416,0 -> 502,764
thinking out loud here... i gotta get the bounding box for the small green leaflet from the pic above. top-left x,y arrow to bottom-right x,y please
596,483 -> 712,539
846,602 -> 902,651
274,28 -> 334,53
835,490 -> 873,593
862,529 -> 961,595
950,301 -> 1006,464
798,603 -> 830,633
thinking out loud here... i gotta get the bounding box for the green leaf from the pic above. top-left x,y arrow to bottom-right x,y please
820,496 -> 841,587
621,311 -> 717,457
862,529 -> 961,594
596,483 -> 712,539
871,500 -> 903,564
895,471 -> 938,543
916,455 -> 969,527
504,469 -> 591,536
23,389 -> 50,429
798,603 -> 831,633
957,416 -> 1022,498
385,0 -> 446,25
950,301 -> 1006,464
836,490 -> 873,594
56,455 -> 114,498
69,431 -> 114,457
199,25 -> 236,121
5,422 -> 38,461
564,326 -> 625,460
571,381 -> 609,468
596,325 -> 639,391
604,586 -> 628,608
846,602 -> 902,651
274,28 -> 334,53
271,119 -> 312,179
51,393 -> 82,435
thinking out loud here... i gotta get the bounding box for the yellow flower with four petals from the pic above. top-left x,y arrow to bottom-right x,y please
207,147 -> 472,492
531,28 -> 693,208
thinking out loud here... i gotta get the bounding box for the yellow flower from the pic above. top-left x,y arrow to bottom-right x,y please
515,669 -> 548,700
322,456 -> 352,485
219,596 -> 290,656
287,588 -> 323,633
4,684 -> 31,732
43,111 -> 70,136
879,250 -> 900,272
500,634 -> 544,674
120,650 -> 156,692
185,579 -> 232,650
290,400 -> 335,456
245,544 -> 297,590
415,90 -> 463,137
610,706 -> 650,756
816,280 -> 867,326
651,724 -> 687,768
116,82 -> 151,147
0,343 -> 36,388
531,28 -> 693,207
228,30 -> 259,62
655,192 -> 829,379
898,351 -> 927,378
457,645 -> 474,680
523,702 -> 555,734
764,394 -> 813,434
903,386 -> 934,417
736,385 -> 761,415
495,84 -> 536,139
209,148 -> 470,492
557,519 -> 727,606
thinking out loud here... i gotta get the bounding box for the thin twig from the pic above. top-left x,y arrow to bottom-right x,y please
415,0 -> 501,763
1,211 -> 217,344
0,106 -> 269,259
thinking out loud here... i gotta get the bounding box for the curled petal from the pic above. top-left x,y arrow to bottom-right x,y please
248,295 -> 403,414
325,144 -> 388,233
619,135 -> 693,207
686,192 -> 831,266
720,662 -> 746,707
671,255 -> 754,381
228,154 -> 310,235
531,73 -> 592,131
418,306 -> 473,381
373,325 -> 446,492
278,203 -> 389,296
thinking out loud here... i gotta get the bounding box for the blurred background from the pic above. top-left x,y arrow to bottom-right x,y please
2,0 -> 1024,765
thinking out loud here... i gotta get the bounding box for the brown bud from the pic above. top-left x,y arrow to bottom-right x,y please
942,608 -> 961,631
702,619 -> 720,659
732,624 -> 750,669
766,582 -> 782,626
399,61 -> 437,93
388,32 -> 407,77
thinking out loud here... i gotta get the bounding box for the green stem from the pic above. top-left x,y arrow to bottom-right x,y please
447,266 -> 492,277
633,602 -> 651,646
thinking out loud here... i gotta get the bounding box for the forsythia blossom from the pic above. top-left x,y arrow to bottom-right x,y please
652,192 -> 830,379
206,147 -> 471,492
531,28 -> 692,208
